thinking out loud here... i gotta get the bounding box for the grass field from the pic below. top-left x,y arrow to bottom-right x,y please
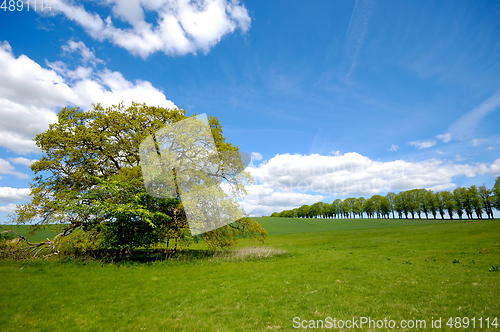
1,218 -> 499,331
1,216 -> 485,240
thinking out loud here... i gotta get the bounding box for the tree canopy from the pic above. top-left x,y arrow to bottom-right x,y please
10,102 -> 266,259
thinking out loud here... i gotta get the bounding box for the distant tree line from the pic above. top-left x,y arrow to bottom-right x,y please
270,177 -> 500,220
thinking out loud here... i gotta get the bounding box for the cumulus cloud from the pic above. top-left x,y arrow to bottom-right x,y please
251,152 -> 263,161
0,203 -> 18,213
436,133 -> 451,143
49,0 -> 251,58
239,185 -> 324,217
62,40 -> 105,66
248,153 -> 499,198
408,139 -> 437,149
0,159 -> 30,179
491,159 -> 500,176
0,187 -> 31,203
388,144 -> 399,151
7,157 -> 38,167
234,153 -> 500,216
0,41 -> 176,154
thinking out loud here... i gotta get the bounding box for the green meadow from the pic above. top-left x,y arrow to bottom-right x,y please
1,218 -> 499,331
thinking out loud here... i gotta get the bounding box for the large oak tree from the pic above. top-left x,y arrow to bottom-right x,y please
13,103 -> 266,257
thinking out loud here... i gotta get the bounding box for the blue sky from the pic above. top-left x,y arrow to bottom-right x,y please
0,0 -> 499,219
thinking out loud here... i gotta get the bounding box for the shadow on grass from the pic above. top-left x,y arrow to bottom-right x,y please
59,247 -> 289,265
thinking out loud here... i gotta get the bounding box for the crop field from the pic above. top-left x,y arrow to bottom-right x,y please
1,218 -> 499,331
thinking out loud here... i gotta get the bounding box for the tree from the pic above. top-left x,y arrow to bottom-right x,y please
14,103 -> 266,257
297,205 -> 310,218
415,189 -> 426,219
405,190 -> 418,219
368,195 -> 381,218
425,190 -> 437,219
322,203 -> 332,218
363,198 -> 374,219
385,192 -> 396,219
344,198 -> 356,218
452,188 -> 464,219
441,191 -> 455,219
435,191 -> 446,219
394,192 -> 405,219
355,197 -> 366,219
309,202 -> 323,218
468,185 -> 483,219
332,199 -> 342,219
478,185 -> 494,219
458,187 -> 474,219
378,196 -> 391,219
491,177 -> 500,213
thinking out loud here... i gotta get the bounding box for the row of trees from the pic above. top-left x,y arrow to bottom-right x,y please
270,178 -> 500,220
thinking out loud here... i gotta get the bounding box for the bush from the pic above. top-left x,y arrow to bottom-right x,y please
0,230 -> 14,241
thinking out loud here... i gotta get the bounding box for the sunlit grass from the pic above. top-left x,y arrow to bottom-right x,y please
1,219 -> 499,331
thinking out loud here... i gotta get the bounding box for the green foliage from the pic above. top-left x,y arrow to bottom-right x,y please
55,229 -> 100,258
58,168 -> 186,252
0,230 -> 14,241
492,177 -> 500,211
201,217 -> 268,249
9,103 -> 266,259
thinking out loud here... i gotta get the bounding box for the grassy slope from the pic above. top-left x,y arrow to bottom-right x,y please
3,216 -> 478,241
253,216 -> 480,236
1,219 -> 499,331
1,225 -> 64,242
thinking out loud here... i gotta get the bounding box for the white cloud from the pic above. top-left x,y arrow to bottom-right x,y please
50,0 -> 251,58
0,41 -> 176,154
425,183 -> 456,192
0,203 -> 18,213
248,153 -> 498,198
62,40 -> 104,66
448,89 -> 500,139
236,153 -> 500,216
232,154 -> 500,216
408,139 -> 437,149
491,159 -> 500,176
388,144 -> 399,151
0,159 -> 30,179
7,157 -> 38,167
487,146 -> 495,150
251,152 -> 263,161
0,187 -> 31,203
239,185 -> 324,217
436,133 -> 451,143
